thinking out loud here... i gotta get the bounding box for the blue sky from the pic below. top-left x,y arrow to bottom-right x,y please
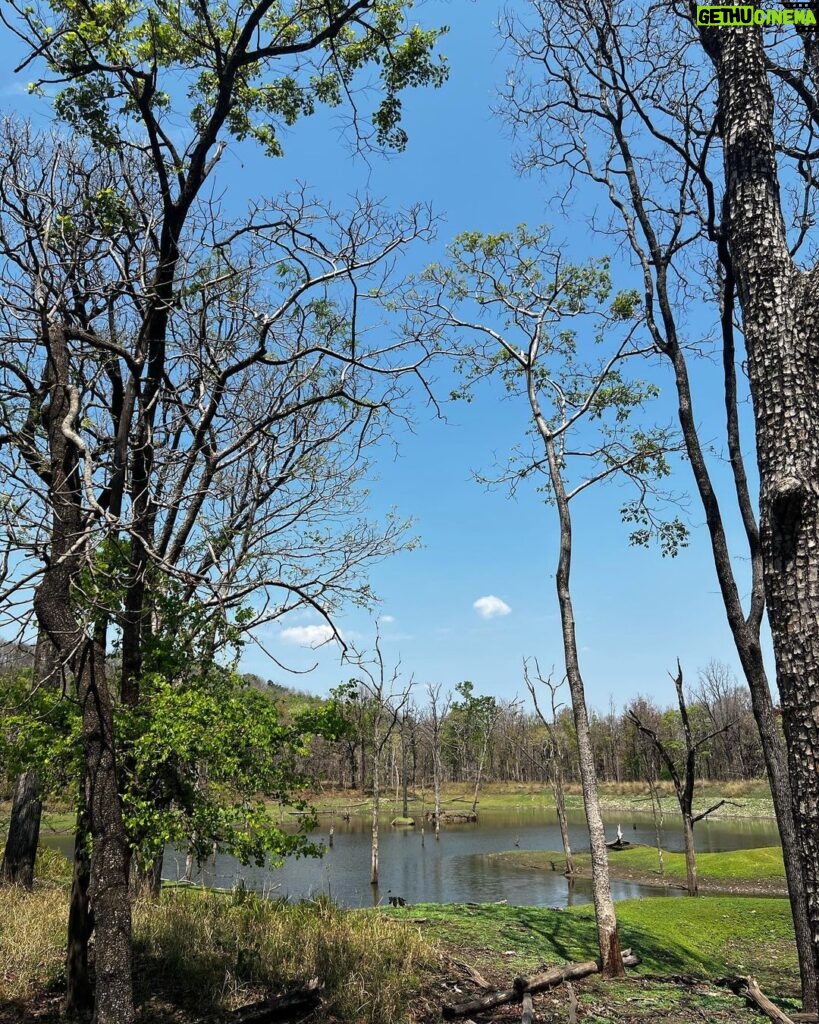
1,1 -> 769,711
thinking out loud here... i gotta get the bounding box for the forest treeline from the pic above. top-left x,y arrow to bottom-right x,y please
0,640 -> 766,804
297,663 -> 769,796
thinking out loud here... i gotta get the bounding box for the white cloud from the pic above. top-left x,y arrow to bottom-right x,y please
380,614 -> 396,624
473,595 -> 512,620
280,624 -> 336,647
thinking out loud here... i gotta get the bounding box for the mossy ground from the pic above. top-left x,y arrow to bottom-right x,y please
388,896 -> 799,1022
492,845 -> 787,895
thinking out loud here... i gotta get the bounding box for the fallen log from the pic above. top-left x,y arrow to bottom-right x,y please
441,951 -> 638,1018
791,1015 -> 819,1023
450,957 -> 493,990
718,976 -> 795,1024
442,983 -> 519,1018
229,979 -> 323,1023
521,992 -> 534,1024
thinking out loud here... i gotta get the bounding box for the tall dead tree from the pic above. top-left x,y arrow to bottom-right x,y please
352,635 -> 412,887
628,661 -> 733,896
523,659 -> 574,877
425,683 -> 451,840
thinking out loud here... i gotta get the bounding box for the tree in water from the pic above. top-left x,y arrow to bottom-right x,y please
425,683 -> 451,840
343,634 -> 412,888
523,659 -> 574,877
628,661 -> 734,896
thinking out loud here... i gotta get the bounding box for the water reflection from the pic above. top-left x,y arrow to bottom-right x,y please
150,805 -> 780,909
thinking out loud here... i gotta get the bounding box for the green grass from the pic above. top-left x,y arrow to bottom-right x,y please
0,845 -> 800,1022
386,894 -> 798,1000
491,845 -> 786,892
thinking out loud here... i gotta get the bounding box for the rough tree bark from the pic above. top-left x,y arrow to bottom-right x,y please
32,324 -> 134,1024
0,768 -> 42,889
696,14 -> 819,1009
65,799 -> 93,1015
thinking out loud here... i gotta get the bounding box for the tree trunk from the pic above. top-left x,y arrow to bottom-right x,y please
401,721 -> 409,818
2,634 -> 61,888
65,802 -> 93,1019
33,323 -> 134,1024
664,297 -> 817,1008
371,744 -> 380,886
698,20 -> 819,1009
544,434 -> 623,977
130,850 -> 164,898
471,738 -> 489,814
682,815 -> 698,897
433,752 -> 442,840
552,760 -> 575,877
1,768 -> 42,889
647,770 -> 665,877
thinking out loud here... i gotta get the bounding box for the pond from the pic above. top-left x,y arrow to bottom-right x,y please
43,805 -> 781,909
163,805 -> 781,909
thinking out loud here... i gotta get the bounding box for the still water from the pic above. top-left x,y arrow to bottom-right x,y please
166,806 -> 781,909
45,806 -> 781,909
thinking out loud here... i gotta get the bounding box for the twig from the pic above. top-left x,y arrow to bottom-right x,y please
567,980 -> 578,1024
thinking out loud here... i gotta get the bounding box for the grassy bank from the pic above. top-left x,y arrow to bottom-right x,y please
0,843 -> 799,1022
491,845 -> 787,895
388,895 -> 798,1022
0,878 -> 436,1023
301,780 -> 776,821
1,882 -> 799,1022
389,894 -> 798,996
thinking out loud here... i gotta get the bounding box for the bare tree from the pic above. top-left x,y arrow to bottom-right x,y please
523,659 -> 575,877
425,683 -> 451,840
0,119 -> 439,1016
351,635 -> 412,887
628,661 -> 734,896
